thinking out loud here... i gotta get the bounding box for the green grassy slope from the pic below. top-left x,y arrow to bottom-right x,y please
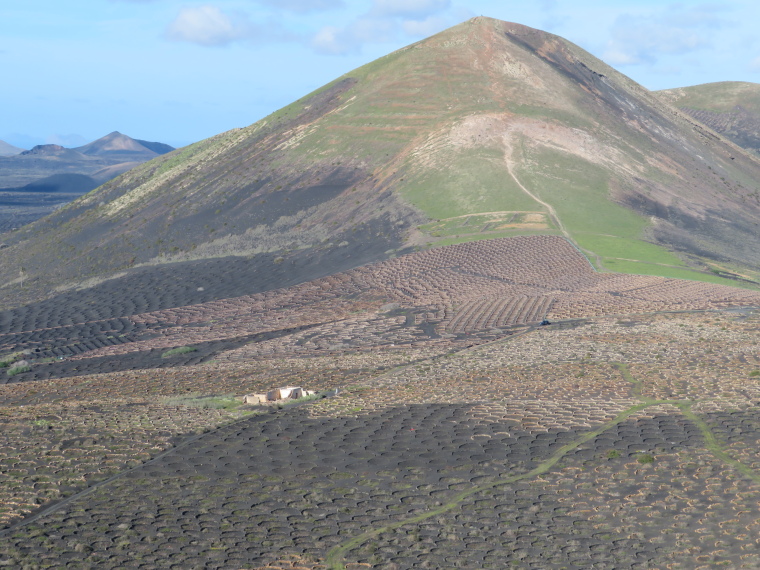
3,18 -> 760,308
658,82 -> 760,115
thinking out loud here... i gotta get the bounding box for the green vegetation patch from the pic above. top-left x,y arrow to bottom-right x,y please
161,394 -> 242,411
602,260 -> 757,289
573,234 -> 686,267
658,82 -> 760,115
0,352 -> 24,368
402,148 -> 544,220
7,365 -> 31,377
430,229 -> 563,248
152,138 -> 220,178
161,346 -> 198,358
517,147 -> 647,240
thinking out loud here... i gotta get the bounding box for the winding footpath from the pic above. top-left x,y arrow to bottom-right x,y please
325,360 -> 760,569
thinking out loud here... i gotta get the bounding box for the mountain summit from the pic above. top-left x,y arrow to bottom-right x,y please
74,131 -> 173,160
2,16 -> 760,308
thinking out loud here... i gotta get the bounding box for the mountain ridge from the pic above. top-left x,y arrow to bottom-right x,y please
73,131 -> 169,159
657,81 -> 760,157
4,18 -> 760,569
0,133 -> 175,234
1,16 -> 760,310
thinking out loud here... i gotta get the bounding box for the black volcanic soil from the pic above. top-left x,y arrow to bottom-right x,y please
0,216 -> 408,331
0,192 -> 78,233
0,324 -> 323,383
0,404 -> 716,569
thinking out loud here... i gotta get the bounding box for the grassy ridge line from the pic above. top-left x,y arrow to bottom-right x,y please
616,363 -> 760,485
328,361 -> 760,569
677,403 -> 760,486
324,399 -> 664,569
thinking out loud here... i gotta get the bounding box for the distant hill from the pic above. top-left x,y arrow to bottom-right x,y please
657,82 -> 760,157
20,144 -> 91,161
0,140 -> 23,156
74,131 -> 174,161
89,162 -> 143,184
0,133 -> 175,190
134,139 -> 175,155
2,17 -> 760,309
0,133 -> 175,237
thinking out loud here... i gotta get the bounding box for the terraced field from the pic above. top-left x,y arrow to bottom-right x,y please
1,236 -> 760,568
2,236 -> 757,381
2,309 -> 760,568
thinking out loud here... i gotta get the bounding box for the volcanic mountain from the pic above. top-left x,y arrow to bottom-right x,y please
73,131 -> 174,162
0,133 -> 174,191
2,17 -> 760,310
5,19 -> 760,569
658,81 -> 760,157
0,133 -> 175,236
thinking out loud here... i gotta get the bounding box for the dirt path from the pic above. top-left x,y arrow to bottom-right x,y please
503,150 -> 568,240
325,359 -> 760,569
325,399 -> 664,569
434,210 -> 545,220
502,139 -> 605,270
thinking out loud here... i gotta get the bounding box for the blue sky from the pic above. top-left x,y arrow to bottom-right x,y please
2,0 -> 759,149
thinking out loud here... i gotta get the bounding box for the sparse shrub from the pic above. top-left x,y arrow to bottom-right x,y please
0,352 -> 24,368
637,454 -> 654,464
162,394 -> 241,410
606,450 -> 621,459
750,370 -> 760,377
7,365 -> 31,376
161,346 -> 197,358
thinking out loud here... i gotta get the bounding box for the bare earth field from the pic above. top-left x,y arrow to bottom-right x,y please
1,236 -> 760,569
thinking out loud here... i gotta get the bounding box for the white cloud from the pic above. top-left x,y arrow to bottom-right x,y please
601,5 -> 727,67
660,4 -> 730,29
312,26 -> 346,55
602,48 -> 639,66
313,17 -> 396,55
165,5 -> 298,47
402,15 -> 447,38
166,5 -> 253,47
312,0 -> 458,55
